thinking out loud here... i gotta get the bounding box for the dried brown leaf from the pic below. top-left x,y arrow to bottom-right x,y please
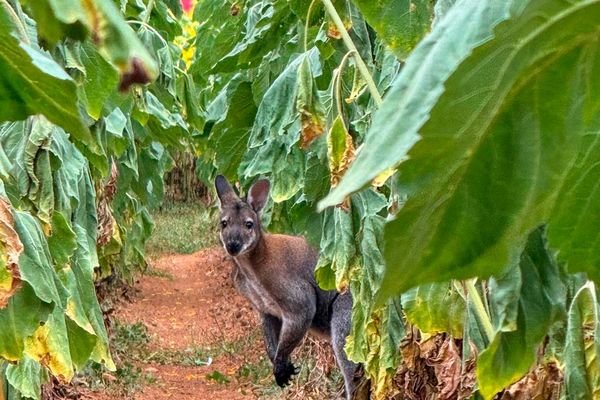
329,129 -> 356,188
394,331 -> 478,400
327,21 -> 342,39
456,342 -> 477,400
300,110 -> 325,149
96,160 -> 119,246
500,362 -> 562,400
426,338 -> 461,399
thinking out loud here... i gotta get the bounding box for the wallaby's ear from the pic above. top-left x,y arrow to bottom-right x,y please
215,175 -> 238,206
247,179 -> 270,213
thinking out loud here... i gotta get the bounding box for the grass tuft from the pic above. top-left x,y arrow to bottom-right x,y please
146,203 -> 218,256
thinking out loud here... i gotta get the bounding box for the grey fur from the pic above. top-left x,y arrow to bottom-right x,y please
215,175 -> 360,399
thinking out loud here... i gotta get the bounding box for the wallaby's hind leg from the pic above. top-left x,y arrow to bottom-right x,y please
331,292 -> 359,400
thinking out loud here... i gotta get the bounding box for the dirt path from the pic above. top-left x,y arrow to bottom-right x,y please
91,248 -> 267,399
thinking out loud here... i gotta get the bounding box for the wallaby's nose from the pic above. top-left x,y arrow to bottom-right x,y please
226,241 -> 242,255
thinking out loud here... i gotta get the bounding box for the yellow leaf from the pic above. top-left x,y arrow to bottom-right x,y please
24,311 -> 74,383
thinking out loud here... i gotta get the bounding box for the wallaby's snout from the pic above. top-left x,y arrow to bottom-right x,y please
225,237 -> 243,256
214,175 -> 270,257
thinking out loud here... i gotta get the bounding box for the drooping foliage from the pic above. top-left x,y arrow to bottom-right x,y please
2,0 -> 600,399
0,0 -> 198,397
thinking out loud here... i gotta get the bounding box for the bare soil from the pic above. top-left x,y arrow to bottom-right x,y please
87,248 -> 267,400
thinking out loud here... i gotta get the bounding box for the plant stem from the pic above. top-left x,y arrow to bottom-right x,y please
321,0 -> 383,107
304,0 -> 319,52
466,279 -> 495,343
143,0 -> 155,24
127,20 -> 168,46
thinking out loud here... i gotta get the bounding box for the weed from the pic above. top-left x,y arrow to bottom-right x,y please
146,203 -> 218,256
113,321 -> 151,352
145,267 -> 175,281
206,370 -> 230,384
144,345 -> 212,366
75,321 -> 155,396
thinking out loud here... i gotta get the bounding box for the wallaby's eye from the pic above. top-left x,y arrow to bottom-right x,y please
245,221 -> 254,229
221,220 -> 228,228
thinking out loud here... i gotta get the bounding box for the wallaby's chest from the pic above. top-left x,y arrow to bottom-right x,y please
232,262 -> 283,318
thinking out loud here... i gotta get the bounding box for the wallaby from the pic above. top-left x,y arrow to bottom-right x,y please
215,175 -> 360,399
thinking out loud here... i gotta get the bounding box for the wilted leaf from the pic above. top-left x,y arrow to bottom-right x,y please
297,57 -> 325,149
371,167 -> 395,188
396,332 -> 476,400
96,160 -> 118,246
0,196 -> 23,308
24,307 -> 74,382
247,48 -> 321,149
477,229 -> 566,399
327,116 -> 355,193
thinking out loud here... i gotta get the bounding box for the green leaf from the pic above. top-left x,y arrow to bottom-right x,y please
65,317 -> 96,371
181,73 -> 205,132
315,205 -> 357,292
21,1 -> 87,45
319,1 -> 520,208
189,0 -> 247,77
547,129 -> 600,281
47,212 -> 77,267
14,211 -> 67,307
22,0 -> 158,89
191,0 -> 292,76
352,0 -> 433,60
433,0 -> 457,26
207,80 -> 257,180
564,282 -> 600,399
75,41 -> 120,120
271,146 -> 305,202
0,7 -> 99,156
325,0 -> 600,298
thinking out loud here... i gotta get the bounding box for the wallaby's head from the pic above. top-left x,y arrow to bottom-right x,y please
215,175 -> 270,257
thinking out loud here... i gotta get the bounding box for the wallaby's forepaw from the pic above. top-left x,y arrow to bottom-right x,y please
274,361 -> 299,387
